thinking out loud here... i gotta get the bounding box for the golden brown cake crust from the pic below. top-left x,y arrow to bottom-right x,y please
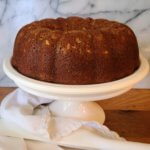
12,17 -> 140,85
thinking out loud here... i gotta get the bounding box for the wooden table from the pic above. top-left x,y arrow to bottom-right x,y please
0,88 -> 150,144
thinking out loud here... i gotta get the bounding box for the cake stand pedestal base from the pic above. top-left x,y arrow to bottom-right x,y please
49,100 -> 106,124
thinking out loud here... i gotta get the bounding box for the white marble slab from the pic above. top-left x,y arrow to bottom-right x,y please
0,0 -> 150,87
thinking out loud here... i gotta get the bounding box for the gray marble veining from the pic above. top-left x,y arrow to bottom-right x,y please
0,0 -> 150,87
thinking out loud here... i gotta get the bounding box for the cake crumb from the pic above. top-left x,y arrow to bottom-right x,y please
51,34 -> 57,39
45,40 -> 50,45
61,48 -> 67,55
104,50 -> 108,54
72,45 -> 76,49
87,49 -> 91,53
67,43 -> 70,50
76,38 -> 81,43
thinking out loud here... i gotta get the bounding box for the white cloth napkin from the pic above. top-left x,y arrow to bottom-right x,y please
0,88 -> 124,150
0,88 -> 123,140
0,136 -> 26,150
0,135 -> 63,150
0,89 -> 52,139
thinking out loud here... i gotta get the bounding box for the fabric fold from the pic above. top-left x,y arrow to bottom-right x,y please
0,88 -> 124,142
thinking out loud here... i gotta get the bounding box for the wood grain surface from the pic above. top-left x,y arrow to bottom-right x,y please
0,88 -> 150,143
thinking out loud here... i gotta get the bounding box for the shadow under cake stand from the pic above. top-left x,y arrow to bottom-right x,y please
3,54 -> 149,124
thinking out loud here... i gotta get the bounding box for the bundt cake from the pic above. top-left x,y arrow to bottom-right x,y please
12,17 -> 140,85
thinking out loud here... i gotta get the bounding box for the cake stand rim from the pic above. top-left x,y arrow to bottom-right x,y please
3,54 -> 149,95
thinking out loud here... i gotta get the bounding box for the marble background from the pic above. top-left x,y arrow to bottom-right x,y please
0,0 -> 150,87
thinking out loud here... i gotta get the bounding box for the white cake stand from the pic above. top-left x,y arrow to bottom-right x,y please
3,54 -> 149,124
2,54 -> 150,150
